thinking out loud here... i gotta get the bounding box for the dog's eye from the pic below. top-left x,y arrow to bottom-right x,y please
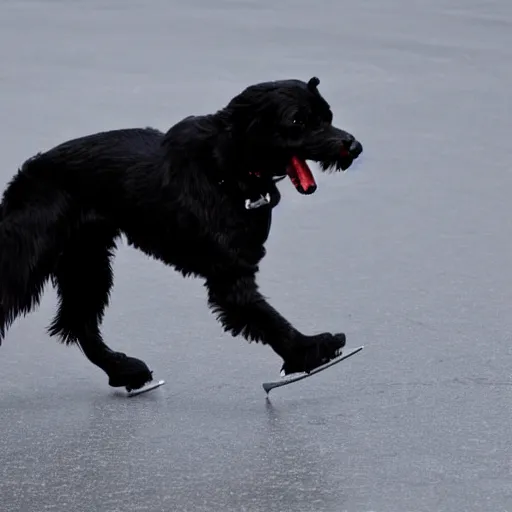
291,115 -> 306,128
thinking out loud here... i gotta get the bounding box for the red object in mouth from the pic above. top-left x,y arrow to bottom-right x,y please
340,147 -> 350,158
286,156 -> 317,195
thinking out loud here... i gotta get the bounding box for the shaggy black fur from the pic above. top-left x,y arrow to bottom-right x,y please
0,77 -> 363,391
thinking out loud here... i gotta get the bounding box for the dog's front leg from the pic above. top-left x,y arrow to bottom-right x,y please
205,273 -> 346,374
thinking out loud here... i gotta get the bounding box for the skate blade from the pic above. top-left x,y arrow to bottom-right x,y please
264,346 -> 364,395
126,379 -> 165,397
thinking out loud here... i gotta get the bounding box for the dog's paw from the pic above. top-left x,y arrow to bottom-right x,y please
281,332 -> 346,375
105,352 -> 153,391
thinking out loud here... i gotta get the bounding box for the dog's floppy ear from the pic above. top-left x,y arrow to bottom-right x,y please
307,76 -> 320,91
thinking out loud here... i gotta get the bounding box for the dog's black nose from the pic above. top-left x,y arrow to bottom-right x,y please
348,139 -> 363,158
341,137 -> 363,159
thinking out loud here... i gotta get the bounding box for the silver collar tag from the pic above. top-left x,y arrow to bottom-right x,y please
245,193 -> 271,210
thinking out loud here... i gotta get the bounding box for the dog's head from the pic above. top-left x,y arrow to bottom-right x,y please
224,77 -> 363,195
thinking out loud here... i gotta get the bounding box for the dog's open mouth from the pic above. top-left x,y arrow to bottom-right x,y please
271,145 -> 358,195
286,156 -> 317,195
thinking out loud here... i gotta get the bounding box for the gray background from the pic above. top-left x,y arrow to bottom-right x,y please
1,0 -> 511,511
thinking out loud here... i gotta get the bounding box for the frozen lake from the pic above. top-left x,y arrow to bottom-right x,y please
1,0 -> 511,511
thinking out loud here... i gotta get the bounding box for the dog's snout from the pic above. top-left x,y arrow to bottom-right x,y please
348,139 -> 363,158
342,132 -> 363,158
340,137 -> 363,159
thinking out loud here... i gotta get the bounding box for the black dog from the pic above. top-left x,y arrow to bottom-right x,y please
0,77 -> 362,391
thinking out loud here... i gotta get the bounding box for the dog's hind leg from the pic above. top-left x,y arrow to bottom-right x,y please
48,220 -> 153,391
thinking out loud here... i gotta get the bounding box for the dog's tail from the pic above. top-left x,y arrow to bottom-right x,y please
0,157 -> 71,344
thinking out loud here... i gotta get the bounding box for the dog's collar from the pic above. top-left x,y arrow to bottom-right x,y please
245,193 -> 270,210
218,171 -> 276,210
243,171 -> 269,209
